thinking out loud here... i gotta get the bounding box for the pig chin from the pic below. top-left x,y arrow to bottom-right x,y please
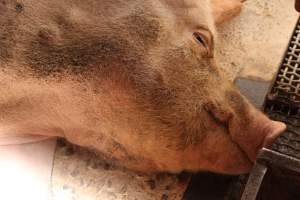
198,121 -> 253,175
191,110 -> 251,174
216,148 -> 253,175
215,118 -> 286,175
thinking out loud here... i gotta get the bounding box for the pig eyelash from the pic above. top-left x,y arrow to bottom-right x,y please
193,32 -> 208,49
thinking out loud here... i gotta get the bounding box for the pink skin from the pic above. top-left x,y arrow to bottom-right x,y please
0,0 -> 286,174
230,105 -> 286,162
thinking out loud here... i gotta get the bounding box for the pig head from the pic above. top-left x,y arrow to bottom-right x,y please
0,0 -> 285,174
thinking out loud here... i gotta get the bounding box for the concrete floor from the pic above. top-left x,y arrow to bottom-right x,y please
52,140 -> 189,200
216,0 -> 298,81
51,1 -> 299,200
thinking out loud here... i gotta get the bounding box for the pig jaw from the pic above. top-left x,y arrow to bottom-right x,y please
194,107 -> 286,175
203,85 -> 285,173
228,104 -> 286,162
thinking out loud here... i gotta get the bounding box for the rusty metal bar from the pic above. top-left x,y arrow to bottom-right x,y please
258,148 -> 300,173
241,163 -> 268,200
241,148 -> 300,200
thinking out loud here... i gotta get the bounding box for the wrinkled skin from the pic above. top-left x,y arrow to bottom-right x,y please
0,0 -> 285,174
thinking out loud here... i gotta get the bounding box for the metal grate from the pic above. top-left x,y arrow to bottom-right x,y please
269,18 -> 300,105
265,16 -> 300,159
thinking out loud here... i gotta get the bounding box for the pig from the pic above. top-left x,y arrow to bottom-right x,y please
0,0 -> 285,175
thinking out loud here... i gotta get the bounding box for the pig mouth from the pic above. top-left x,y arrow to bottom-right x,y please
225,128 -> 255,165
205,108 -> 254,165
204,101 -> 286,166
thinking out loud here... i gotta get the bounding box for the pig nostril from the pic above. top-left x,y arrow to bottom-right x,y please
15,3 -> 24,13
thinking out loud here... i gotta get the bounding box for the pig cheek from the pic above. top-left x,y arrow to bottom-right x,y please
198,137 -> 252,174
210,139 -> 252,174
198,116 -> 253,174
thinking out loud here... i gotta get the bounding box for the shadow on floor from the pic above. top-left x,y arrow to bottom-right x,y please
183,173 -> 238,200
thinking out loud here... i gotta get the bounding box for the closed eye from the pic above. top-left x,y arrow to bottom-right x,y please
193,32 -> 208,48
192,30 -> 214,57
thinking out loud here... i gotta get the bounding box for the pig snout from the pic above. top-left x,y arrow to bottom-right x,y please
206,86 -> 286,165
229,105 -> 286,162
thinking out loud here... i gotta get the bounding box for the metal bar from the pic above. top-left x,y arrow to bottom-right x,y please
240,148 -> 300,200
241,163 -> 268,200
257,148 -> 300,173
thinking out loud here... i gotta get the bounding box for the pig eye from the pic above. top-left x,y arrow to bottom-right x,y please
192,31 -> 213,57
193,32 -> 208,47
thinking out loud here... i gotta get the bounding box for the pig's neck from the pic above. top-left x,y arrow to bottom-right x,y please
0,75 -> 78,138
